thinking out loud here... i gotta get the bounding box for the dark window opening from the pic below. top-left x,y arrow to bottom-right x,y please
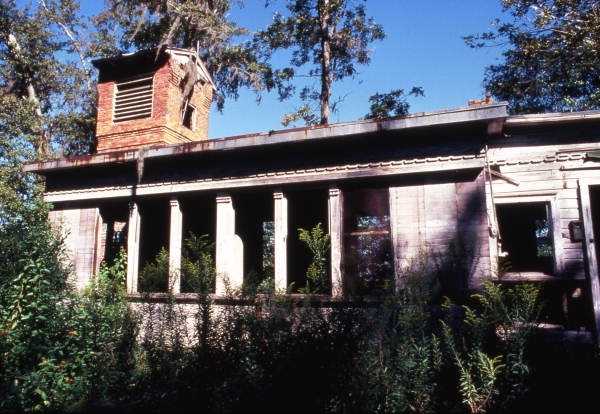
343,187 -> 394,296
287,189 -> 329,293
99,202 -> 129,267
496,202 -> 554,274
235,192 -> 274,292
180,195 -> 216,293
182,105 -> 195,130
138,198 -> 170,292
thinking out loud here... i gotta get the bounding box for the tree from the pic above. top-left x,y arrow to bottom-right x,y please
1,0 -> 105,157
96,0 -> 276,111
465,0 -> 600,114
257,0 -> 385,126
365,87 -> 424,120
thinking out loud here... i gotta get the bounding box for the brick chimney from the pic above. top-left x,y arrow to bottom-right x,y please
92,48 -> 215,153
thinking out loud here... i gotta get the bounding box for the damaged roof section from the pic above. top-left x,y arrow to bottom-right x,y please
92,46 -> 216,91
24,102 -> 508,174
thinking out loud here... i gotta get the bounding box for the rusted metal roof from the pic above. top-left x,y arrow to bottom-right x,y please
24,102 -> 508,174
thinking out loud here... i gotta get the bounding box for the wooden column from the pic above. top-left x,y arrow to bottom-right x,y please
328,187 -> 343,297
388,186 -> 404,291
216,195 -> 243,294
274,191 -> 288,292
169,198 -> 183,294
579,179 -> 600,345
126,201 -> 141,294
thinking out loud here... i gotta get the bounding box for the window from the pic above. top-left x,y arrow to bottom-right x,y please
343,188 -> 394,295
235,193 -> 274,291
496,202 -> 555,274
182,105 -> 196,130
138,199 -> 170,292
113,75 -> 153,122
99,202 -> 129,267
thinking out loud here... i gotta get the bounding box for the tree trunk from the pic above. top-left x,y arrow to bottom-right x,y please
318,0 -> 331,125
7,34 -> 48,158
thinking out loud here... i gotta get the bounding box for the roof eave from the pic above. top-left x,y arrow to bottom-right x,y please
23,103 -> 508,174
506,110 -> 600,127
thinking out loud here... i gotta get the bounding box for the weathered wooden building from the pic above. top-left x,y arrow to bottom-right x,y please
24,48 -> 600,341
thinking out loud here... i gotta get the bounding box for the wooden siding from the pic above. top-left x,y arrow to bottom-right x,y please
389,170 -> 490,290
488,133 -> 600,281
49,207 -> 101,289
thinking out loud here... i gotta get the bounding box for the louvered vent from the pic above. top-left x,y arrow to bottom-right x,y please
113,75 -> 154,122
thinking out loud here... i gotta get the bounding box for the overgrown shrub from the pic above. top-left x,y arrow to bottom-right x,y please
441,281 -> 541,413
0,242 -> 135,412
0,199 -> 551,414
138,248 -> 170,293
358,266 -> 444,413
181,233 -> 215,294
297,222 -> 330,294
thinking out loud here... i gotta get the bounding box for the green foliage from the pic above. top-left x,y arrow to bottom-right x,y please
1,0 -> 108,157
465,0 -> 600,113
0,237 -> 135,412
298,222 -> 330,294
243,269 -> 276,295
257,0 -> 385,125
181,233 -> 216,294
138,248 -> 170,293
365,87 -> 424,120
443,320 -> 504,414
442,281 -> 541,413
97,0 -> 275,111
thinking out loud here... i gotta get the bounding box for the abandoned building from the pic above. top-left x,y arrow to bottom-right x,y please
22,47 -> 600,342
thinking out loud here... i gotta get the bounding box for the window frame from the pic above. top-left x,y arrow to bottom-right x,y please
341,186 -> 395,296
494,193 -> 564,278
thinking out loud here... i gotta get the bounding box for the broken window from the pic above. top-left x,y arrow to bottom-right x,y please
113,74 -> 154,122
99,202 -> 129,267
343,188 -> 394,295
496,202 -> 555,274
182,104 -> 196,130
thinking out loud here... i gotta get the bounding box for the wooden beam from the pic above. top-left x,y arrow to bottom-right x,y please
490,169 -> 520,186
43,158 -> 485,203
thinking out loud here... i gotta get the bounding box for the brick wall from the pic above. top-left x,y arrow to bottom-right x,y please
96,56 -> 213,153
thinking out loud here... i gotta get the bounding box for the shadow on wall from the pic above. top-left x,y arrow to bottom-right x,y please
390,169 -> 489,303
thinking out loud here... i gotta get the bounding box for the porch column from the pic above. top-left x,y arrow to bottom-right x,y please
328,188 -> 343,297
169,198 -> 183,294
126,200 -> 141,294
274,191 -> 288,292
216,195 -> 243,294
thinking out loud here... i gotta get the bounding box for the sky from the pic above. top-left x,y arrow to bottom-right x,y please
33,0 -> 510,139
212,1 -> 507,138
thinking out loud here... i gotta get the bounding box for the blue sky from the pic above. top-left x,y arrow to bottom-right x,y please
213,1 -> 507,138
29,0 -> 509,138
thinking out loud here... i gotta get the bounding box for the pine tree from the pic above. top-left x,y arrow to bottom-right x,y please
257,0 -> 385,126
